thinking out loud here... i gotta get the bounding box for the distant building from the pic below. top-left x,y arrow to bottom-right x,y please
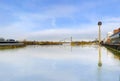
105,32 -> 113,44
0,38 -> 5,42
0,38 -> 16,43
107,32 -> 113,37
0,38 -> 24,46
6,39 -> 15,42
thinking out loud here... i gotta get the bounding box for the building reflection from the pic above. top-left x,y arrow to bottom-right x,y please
106,48 -> 120,60
71,45 -> 72,52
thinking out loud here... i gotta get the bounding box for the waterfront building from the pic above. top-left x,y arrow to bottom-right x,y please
109,28 -> 120,44
104,32 -> 113,44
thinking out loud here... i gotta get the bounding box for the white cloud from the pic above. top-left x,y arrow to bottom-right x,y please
1,15 -> 120,41
103,17 -> 120,24
0,1 -> 120,41
51,18 -> 56,28
24,25 -> 98,41
20,16 -> 120,41
42,5 -> 78,18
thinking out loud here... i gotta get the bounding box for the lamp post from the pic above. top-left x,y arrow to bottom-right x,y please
98,21 -> 102,44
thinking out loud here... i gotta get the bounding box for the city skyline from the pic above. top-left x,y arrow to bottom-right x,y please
0,0 -> 120,41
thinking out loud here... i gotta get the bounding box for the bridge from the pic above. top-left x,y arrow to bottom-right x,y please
59,37 -> 72,45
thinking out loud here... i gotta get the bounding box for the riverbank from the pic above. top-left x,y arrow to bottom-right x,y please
0,43 -> 25,49
104,44 -> 120,53
102,44 -> 120,51
0,40 -> 97,49
21,41 -> 62,45
71,41 -> 97,46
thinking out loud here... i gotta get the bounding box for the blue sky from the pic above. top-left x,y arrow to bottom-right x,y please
0,0 -> 120,41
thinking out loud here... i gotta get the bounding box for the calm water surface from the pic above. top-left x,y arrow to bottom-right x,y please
0,45 -> 120,81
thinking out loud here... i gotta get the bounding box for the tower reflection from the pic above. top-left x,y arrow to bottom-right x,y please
98,45 -> 102,67
97,45 -> 102,81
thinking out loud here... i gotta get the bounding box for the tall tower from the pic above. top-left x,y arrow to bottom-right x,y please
98,21 -> 102,44
70,36 -> 72,46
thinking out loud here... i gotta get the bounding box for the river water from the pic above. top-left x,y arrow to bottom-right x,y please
0,45 -> 120,81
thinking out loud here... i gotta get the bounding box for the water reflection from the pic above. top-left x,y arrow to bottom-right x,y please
97,45 -> 102,81
0,45 -> 119,81
119,75 -> 120,81
106,47 -> 120,60
104,47 -> 120,81
98,45 -> 102,67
